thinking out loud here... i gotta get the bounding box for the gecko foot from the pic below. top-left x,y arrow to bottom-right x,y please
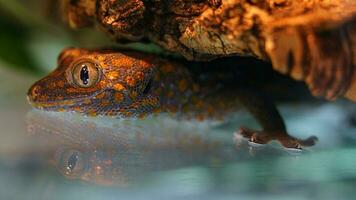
236,127 -> 318,150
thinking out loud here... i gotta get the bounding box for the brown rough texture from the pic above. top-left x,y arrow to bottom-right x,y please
63,0 -> 356,102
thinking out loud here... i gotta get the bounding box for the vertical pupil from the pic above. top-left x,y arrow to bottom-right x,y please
80,65 -> 89,85
67,152 -> 79,172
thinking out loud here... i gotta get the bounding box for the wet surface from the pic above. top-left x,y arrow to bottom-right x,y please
1,67 -> 356,200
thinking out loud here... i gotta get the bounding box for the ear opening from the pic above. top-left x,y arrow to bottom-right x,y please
142,78 -> 153,95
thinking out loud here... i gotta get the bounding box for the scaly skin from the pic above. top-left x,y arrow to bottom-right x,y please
27,48 -> 317,149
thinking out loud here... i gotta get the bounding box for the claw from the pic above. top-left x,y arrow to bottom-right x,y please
248,141 -> 266,148
281,141 -> 303,150
283,146 -> 303,154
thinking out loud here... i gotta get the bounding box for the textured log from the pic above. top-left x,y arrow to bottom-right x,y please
63,0 -> 356,101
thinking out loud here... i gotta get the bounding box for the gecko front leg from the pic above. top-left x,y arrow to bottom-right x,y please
234,87 -> 318,150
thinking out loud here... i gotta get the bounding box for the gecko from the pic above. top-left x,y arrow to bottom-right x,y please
27,48 -> 317,150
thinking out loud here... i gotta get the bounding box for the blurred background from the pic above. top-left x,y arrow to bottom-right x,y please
0,0 -> 164,74
0,1 -> 356,200
0,0 -> 114,74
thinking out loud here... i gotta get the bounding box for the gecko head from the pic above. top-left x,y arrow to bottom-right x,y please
27,48 -> 163,117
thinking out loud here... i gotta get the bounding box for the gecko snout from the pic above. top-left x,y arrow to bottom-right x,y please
27,83 -> 42,104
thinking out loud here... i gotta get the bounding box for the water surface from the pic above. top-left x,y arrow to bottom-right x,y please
1,66 -> 356,200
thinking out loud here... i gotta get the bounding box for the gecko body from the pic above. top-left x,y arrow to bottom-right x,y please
27,48 -> 317,149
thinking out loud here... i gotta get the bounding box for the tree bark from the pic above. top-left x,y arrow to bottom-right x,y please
63,0 -> 356,101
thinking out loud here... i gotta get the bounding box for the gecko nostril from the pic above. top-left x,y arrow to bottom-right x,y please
31,86 -> 40,97
28,85 -> 43,102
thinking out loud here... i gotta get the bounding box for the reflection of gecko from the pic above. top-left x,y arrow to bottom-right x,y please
26,109 -> 229,186
27,48 -> 316,149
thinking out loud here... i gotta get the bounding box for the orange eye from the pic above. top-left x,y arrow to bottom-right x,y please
72,60 -> 101,88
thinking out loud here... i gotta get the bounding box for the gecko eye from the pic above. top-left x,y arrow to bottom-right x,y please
72,60 -> 101,88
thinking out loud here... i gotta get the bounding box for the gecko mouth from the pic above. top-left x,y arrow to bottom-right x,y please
27,90 -> 106,112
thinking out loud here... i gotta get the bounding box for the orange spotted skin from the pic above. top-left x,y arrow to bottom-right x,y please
27,48 -> 241,119
27,48 -> 319,149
